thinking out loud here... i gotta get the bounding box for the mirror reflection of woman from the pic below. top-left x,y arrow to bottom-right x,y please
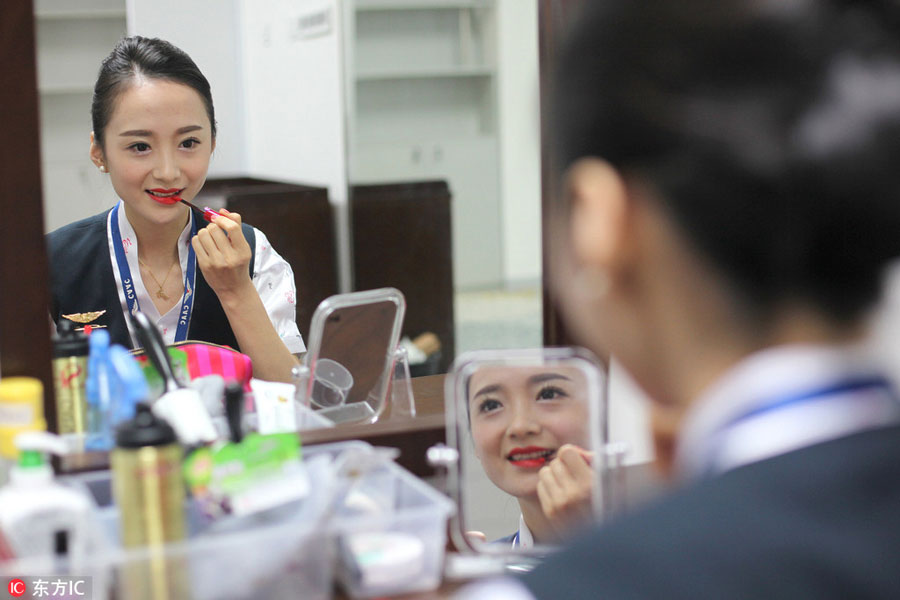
468,366 -> 594,548
46,37 -> 304,382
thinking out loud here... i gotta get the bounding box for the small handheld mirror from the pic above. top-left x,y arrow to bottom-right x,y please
302,288 -> 406,426
444,347 -> 609,561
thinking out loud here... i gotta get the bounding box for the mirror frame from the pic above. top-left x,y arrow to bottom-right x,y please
538,0 -> 589,351
0,0 -> 58,430
444,347 -> 608,557
303,288 -> 406,424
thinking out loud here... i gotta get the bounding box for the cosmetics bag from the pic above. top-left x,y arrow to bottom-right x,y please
132,340 -> 254,393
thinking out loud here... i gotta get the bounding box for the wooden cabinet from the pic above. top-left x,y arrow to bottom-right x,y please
351,181 -> 455,373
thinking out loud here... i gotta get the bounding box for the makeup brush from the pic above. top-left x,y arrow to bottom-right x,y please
179,198 -> 219,222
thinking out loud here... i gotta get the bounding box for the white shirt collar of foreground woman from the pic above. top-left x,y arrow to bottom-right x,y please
674,342 -> 900,480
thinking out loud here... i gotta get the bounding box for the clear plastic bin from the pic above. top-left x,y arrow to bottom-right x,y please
1,452 -> 336,600
325,443 -> 455,599
0,441 -> 453,600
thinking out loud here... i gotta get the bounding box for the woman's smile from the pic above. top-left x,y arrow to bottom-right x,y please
146,188 -> 185,204
507,446 -> 557,468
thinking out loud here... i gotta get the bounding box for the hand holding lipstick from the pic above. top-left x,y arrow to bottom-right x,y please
179,198 -> 220,222
536,444 -> 596,540
191,207 -> 254,300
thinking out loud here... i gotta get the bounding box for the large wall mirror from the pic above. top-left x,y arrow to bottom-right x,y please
28,0 -> 543,378
3,0 -> 654,465
3,0 -> 657,472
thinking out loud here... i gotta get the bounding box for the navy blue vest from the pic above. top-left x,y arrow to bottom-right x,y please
46,208 -> 256,351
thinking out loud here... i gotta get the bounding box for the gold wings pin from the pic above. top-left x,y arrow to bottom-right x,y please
61,310 -> 107,324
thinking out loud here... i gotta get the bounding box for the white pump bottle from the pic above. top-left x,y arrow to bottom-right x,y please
0,432 -> 94,559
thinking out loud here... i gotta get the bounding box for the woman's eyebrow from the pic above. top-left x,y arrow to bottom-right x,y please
472,383 -> 502,399
527,372 -> 572,385
119,125 -> 202,137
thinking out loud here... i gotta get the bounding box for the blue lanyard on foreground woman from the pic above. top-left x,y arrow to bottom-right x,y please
109,201 -> 198,343
704,375 -> 899,476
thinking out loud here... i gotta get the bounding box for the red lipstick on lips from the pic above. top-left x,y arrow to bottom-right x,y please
507,446 -> 556,468
147,188 -> 183,205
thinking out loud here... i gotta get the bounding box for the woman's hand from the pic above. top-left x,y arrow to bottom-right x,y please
465,530 -> 487,546
536,444 -> 595,540
190,208 -> 298,382
191,208 -> 253,299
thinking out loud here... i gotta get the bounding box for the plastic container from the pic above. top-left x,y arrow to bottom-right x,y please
325,442 -> 455,598
0,377 -> 47,485
0,432 -> 96,559
1,441 -> 451,599
1,452 -> 337,600
311,358 -> 354,408
85,329 -> 114,451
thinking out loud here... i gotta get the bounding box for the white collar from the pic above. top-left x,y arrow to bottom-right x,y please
514,513 -> 534,549
115,200 -> 194,287
108,201 -> 194,344
674,343 -> 900,479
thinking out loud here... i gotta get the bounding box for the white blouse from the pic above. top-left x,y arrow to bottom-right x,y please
107,201 -> 306,353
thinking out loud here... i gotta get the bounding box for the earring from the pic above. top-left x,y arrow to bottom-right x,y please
98,165 -> 107,173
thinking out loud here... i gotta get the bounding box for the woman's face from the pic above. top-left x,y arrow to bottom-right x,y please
468,366 -> 590,499
90,78 -> 214,228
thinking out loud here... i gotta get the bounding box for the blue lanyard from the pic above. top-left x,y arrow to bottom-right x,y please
704,375 -> 895,475
109,202 -> 198,343
720,376 -> 894,432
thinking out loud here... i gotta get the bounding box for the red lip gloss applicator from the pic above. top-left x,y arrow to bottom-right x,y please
179,198 -> 219,222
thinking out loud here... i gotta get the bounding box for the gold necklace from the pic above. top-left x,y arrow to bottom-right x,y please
138,257 -> 178,300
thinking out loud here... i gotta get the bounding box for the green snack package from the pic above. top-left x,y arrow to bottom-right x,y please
184,432 -> 306,519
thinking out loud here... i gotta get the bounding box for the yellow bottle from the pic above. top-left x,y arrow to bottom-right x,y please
0,377 -> 47,486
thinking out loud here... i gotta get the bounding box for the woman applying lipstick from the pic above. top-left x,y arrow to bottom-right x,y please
46,36 -> 304,382
467,366 -> 594,548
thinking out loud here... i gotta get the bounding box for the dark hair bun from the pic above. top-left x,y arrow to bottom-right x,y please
555,0 -> 900,321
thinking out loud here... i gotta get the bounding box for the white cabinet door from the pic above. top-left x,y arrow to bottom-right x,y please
353,136 -> 502,289
426,137 -> 501,289
352,141 -> 429,183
